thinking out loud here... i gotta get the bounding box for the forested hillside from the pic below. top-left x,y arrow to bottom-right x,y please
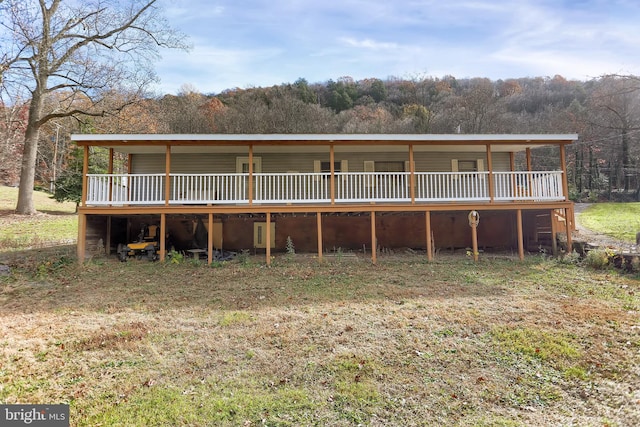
2,74 -> 640,201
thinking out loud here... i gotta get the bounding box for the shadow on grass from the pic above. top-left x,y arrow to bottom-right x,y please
0,208 -> 76,216
38,209 -> 77,216
0,245 -> 516,315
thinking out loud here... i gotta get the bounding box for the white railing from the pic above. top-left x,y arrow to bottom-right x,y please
415,172 -> 489,201
170,174 -> 248,204
335,172 -> 411,202
87,174 -> 165,205
493,171 -> 564,201
255,173 -> 330,203
85,171 -> 565,205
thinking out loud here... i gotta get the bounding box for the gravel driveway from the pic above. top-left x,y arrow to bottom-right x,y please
573,203 -> 634,249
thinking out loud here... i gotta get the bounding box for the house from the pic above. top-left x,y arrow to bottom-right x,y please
72,133 -> 578,264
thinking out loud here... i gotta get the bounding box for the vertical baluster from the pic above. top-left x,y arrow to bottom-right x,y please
142,175 -> 151,202
444,174 -> 449,200
260,176 -> 268,200
283,174 -> 287,201
321,173 -> 326,200
262,174 -> 266,202
172,175 -> 177,202
471,173 -> 475,199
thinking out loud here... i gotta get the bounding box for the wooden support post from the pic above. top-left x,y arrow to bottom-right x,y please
470,210 -> 479,262
517,209 -> 524,261
567,204 -> 575,231
126,153 -> 132,205
108,148 -> 114,205
486,144 -> 494,203
208,213 -> 214,265
266,212 -> 271,266
550,209 -> 558,256
77,213 -> 86,262
371,211 -> 377,264
81,146 -> 89,208
409,144 -> 416,204
165,145 -> 171,206
160,213 -> 166,262
248,145 -> 254,206
510,152 -> 516,200
526,147 -> 533,197
108,148 -> 114,173
425,211 -> 433,261
317,212 -> 323,263
471,224 -> 479,262
330,144 -> 336,204
559,144 -> 570,202
565,207 -> 573,254
106,216 -> 112,255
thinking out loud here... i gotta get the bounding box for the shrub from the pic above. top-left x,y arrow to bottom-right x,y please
583,248 -> 612,270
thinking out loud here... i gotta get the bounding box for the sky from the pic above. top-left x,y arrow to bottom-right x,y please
154,0 -> 640,95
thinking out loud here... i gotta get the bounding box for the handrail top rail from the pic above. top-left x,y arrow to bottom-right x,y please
89,170 -> 563,177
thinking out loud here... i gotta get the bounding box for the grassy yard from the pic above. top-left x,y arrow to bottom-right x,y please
0,193 -> 639,426
578,202 -> 640,242
0,186 -> 77,250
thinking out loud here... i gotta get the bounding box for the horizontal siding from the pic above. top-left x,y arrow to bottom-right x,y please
132,152 -> 513,173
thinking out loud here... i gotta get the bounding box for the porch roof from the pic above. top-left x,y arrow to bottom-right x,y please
72,133 -> 579,154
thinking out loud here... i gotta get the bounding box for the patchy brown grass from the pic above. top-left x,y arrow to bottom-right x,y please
1,250 -> 639,426
0,186 -> 77,250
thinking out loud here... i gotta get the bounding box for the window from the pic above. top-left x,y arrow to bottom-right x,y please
236,157 -> 262,173
314,160 -> 348,181
452,159 -> 484,173
458,160 -> 478,172
320,161 -> 341,173
375,161 -> 405,172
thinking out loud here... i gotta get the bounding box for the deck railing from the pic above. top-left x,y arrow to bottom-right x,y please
170,174 -> 248,204
335,172 -> 411,202
493,171 -> 564,201
415,172 -> 489,201
87,174 -> 166,205
85,171 -> 565,206
255,173 -> 330,203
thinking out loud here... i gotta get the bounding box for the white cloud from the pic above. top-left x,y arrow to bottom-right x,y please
152,0 -> 640,94
339,37 -> 399,50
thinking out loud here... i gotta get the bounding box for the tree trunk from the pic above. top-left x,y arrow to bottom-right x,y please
575,146 -> 583,193
15,92 -> 44,215
588,146 -> 594,190
622,128 -> 630,191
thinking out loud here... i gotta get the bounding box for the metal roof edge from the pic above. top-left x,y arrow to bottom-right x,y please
70,133 -> 579,142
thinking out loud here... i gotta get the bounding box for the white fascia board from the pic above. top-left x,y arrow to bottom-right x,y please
70,133 -> 579,143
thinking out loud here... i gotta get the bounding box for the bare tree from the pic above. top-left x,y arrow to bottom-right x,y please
0,100 -> 28,186
0,0 -> 188,214
586,75 -> 640,194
